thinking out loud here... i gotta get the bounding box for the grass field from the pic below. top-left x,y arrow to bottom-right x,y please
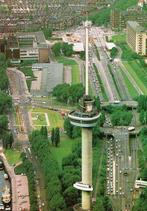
120,68 -> 138,99
31,112 -> 47,126
111,34 -> 126,44
112,33 -> 147,95
30,107 -> 64,130
50,134 -> 79,169
57,56 -> 80,84
123,61 -> 147,94
5,149 -> 21,165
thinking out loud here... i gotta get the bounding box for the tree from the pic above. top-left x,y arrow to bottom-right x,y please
94,96 -> 101,111
93,198 -> 105,211
63,186 -> 79,207
137,95 -> 147,111
0,114 -> 8,131
40,126 -> 48,138
79,51 -> 85,60
43,27 -> 52,39
64,118 -> 73,138
62,43 -> 73,57
0,91 -> 12,114
52,42 -> 62,57
53,83 -> 70,103
110,47 -> 118,58
51,128 -> 55,145
54,127 -> 60,147
53,83 -> 84,104
69,83 -> 84,103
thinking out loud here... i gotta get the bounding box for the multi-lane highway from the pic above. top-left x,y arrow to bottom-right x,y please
106,127 -> 139,211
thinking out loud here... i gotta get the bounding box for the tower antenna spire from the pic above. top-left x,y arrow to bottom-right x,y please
84,0 -> 91,96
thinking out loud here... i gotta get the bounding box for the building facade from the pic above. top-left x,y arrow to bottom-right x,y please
3,31 -> 49,63
110,8 -> 147,31
126,21 -> 147,56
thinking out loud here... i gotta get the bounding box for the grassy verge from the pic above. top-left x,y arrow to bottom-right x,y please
57,56 -> 80,84
5,149 -> 21,165
19,65 -> 36,90
94,44 -> 100,60
107,64 -> 121,99
120,68 -> 138,99
50,134 -> 78,169
93,139 -> 104,190
111,34 -> 126,44
112,33 -> 147,95
93,63 -> 108,101
123,61 -> 147,94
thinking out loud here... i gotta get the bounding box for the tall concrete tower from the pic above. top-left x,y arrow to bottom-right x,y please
68,21 -> 100,211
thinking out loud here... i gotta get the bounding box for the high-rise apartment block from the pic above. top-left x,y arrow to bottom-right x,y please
126,21 -> 147,56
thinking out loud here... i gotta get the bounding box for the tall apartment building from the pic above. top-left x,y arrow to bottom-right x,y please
126,21 -> 147,56
110,8 -> 147,31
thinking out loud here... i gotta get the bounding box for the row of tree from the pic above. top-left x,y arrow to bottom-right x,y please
0,53 -> 13,149
51,127 -> 60,147
106,105 -> 133,126
138,96 -> 147,125
61,142 -> 81,210
30,128 -> 67,210
53,83 -> 84,104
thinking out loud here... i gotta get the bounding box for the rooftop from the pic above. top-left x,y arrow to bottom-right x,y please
127,21 -> 146,33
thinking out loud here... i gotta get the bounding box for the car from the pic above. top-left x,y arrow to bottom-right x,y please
123,172 -> 128,176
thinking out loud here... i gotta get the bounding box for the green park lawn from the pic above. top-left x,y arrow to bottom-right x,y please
112,33 -> 147,95
50,134 -> 79,169
112,34 -> 126,44
57,56 -> 80,84
123,61 -> 147,94
5,149 -> 21,165
31,112 -> 47,126
120,68 -> 138,99
47,110 -> 64,129
30,107 -> 64,130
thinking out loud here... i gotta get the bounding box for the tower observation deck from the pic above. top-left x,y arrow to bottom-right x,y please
68,21 -> 100,211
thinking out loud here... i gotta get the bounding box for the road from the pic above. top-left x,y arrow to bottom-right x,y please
90,27 -> 120,102
7,67 -> 48,211
7,68 -> 32,136
106,127 -> 139,211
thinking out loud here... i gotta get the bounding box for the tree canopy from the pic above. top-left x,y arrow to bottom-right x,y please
53,83 -> 84,104
52,42 -> 74,57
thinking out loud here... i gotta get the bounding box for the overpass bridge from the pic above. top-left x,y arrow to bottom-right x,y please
135,180 -> 147,189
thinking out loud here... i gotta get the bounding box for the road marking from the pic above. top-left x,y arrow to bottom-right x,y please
113,160 -> 116,195
45,113 -> 50,127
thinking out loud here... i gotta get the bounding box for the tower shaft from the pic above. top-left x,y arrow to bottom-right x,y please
82,128 -> 92,210
85,24 -> 89,96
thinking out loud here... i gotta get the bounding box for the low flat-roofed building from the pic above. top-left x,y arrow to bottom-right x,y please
31,62 -> 63,97
126,21 -> 147,55
16,31 -> 49,62
73,42 -> 84,52
105,42 -> 116,50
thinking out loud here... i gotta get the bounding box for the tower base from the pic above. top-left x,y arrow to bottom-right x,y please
73,204 -> 92,211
